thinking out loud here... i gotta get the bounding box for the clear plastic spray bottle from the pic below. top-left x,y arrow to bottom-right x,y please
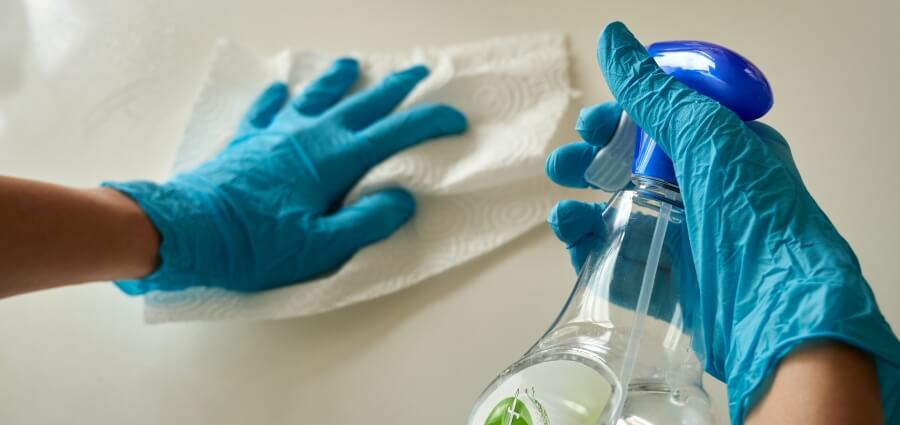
467,40 -> 773,425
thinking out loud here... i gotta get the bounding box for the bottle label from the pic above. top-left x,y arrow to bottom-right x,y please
470,360 -> 613,425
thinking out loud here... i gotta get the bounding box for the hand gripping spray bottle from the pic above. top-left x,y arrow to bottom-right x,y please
467,41 -> 773,425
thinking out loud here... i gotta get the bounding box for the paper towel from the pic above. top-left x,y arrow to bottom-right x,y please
143,33 -> 574,322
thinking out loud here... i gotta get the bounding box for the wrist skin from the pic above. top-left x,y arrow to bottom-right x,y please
0,177 -> 159,299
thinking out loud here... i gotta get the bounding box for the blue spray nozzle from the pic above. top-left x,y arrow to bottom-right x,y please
585,40 -> 774,190
648,41 -> 773,121
632,41 -> 774,187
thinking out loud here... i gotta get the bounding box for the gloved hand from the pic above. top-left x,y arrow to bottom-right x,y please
546,22 -> 900,424
103,58 -> 467,294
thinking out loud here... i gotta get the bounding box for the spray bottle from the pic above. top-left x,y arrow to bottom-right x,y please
467,40 -> 773,425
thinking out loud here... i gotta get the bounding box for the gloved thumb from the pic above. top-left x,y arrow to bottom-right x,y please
315,188 -> 416,264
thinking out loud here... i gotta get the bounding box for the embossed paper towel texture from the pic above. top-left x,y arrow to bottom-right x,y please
143,33 -> 574,322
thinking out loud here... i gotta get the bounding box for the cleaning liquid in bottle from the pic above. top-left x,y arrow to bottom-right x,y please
468,40 -> 773,425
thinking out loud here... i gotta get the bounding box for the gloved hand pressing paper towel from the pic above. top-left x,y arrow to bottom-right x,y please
137,34 -> 573,323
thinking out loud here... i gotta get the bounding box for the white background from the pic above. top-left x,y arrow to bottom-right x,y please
1,0 -> 898,424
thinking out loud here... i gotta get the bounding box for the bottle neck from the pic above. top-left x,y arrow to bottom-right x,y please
632,175 -> 682,208
536,180 -> 702,382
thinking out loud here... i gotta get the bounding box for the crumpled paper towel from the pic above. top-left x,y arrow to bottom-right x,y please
143,33 -> 574,322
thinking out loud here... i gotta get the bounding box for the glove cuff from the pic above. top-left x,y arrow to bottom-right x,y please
725,276 -> 900,425
100,180 -> 229,294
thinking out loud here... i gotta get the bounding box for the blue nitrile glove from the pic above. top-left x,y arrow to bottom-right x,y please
103,58 -> 467,294
546,22 -> 900,424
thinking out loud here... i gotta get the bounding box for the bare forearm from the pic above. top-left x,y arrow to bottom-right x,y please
746,341 -> 883,425
0,176 -> 159,298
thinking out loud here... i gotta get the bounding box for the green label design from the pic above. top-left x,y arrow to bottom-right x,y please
483,388 -> 551,425
483,391 -> 533,425
472,360 -> 612,425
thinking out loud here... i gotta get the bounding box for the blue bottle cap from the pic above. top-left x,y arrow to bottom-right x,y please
632,129 -> 677,186
632,41 -> 773,187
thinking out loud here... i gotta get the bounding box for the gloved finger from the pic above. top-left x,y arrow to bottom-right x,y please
597,22 -> 749,160
548,200 -> 606,246
313,188 -> 415,268
545,142 -> 599,188
353,103 -> 467,169
548,200 -> 606,273
576,101 -> 622,146
237,82 -> 289,135
332,65 -> 430,130
291,57 -> 359,116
